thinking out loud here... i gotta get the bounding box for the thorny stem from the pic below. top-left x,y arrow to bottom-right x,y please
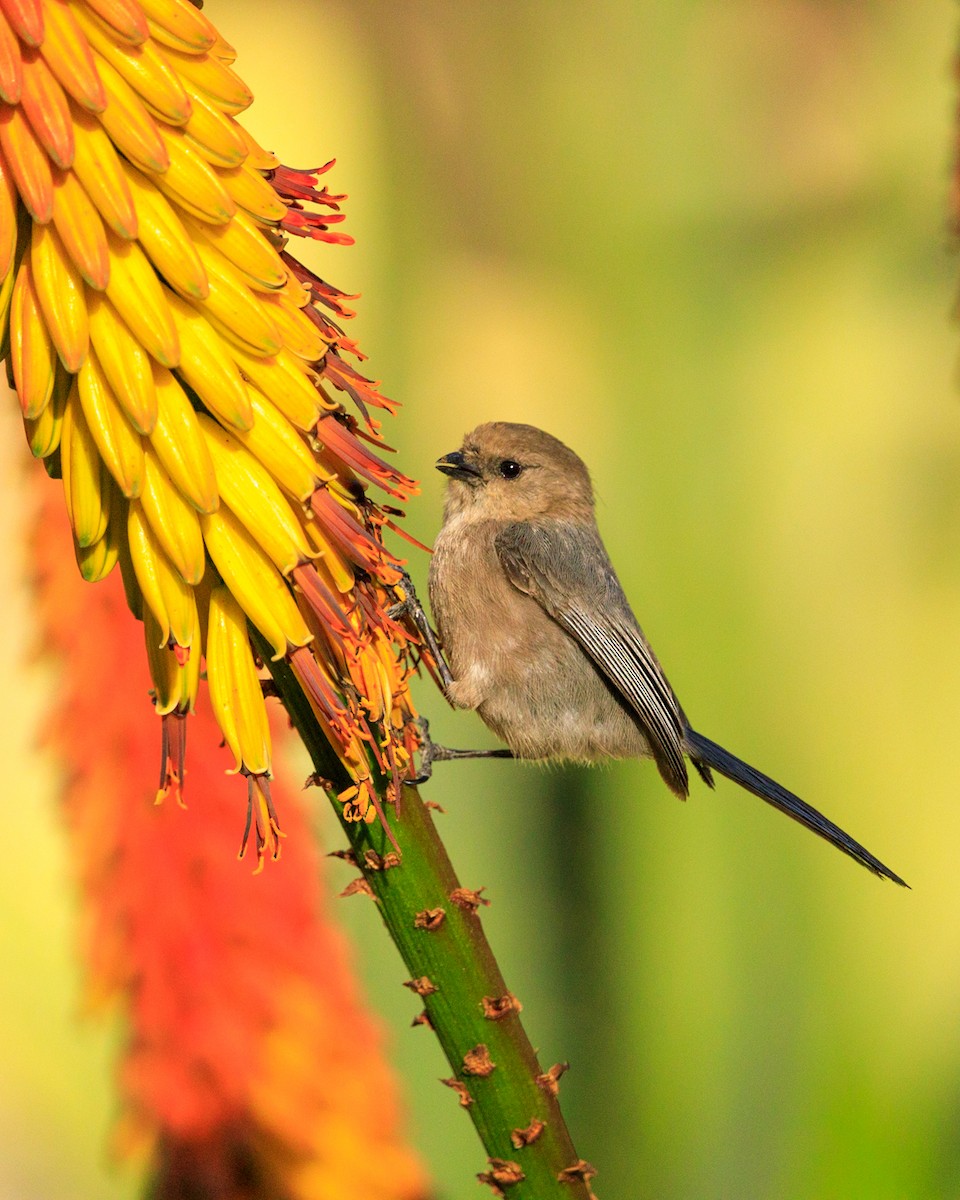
260,638 -> 596,1200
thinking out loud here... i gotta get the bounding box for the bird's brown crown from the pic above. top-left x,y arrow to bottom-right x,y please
436,422 -> 595,523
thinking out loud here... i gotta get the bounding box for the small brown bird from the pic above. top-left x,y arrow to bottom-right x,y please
426,421 -> 905,885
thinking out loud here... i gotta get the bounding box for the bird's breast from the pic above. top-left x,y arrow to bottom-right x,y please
429,518 -> 546,709
428,519 -> 651,762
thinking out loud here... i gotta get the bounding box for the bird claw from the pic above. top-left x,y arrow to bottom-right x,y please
405,717 -> 514,787
406,717 -> 438,785
388,569 -> 420,619
389,570 -> 455,693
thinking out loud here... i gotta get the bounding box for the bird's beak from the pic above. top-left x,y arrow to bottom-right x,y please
435,450 -> 482,481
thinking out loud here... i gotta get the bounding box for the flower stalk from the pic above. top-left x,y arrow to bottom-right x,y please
264,640 -> 597,1200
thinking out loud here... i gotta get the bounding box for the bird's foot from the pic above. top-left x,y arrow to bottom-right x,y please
406,717 -> 513,786
388,571 -> 455,694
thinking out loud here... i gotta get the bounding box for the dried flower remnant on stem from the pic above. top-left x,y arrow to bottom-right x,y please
441,1078 -> 474,1109
0,0 -> 431,861
536,1063 -> 570,1098
462,1044 -> 496,1077
477,1158 -> 525,1197
482,993 -> 522,1021
510,1119 -> 545,1149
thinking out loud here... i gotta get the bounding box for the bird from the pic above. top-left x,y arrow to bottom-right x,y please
423,420 -> 906,886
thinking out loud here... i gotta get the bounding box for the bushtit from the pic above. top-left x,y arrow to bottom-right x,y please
425,421 -> 905,886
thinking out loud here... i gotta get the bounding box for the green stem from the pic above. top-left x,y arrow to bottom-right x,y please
262,642 -> 595,1199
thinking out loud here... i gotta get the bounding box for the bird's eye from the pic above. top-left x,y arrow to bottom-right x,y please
498,459 -> 523,480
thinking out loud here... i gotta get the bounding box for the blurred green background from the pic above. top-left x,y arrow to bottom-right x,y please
1,2 -> 958,1197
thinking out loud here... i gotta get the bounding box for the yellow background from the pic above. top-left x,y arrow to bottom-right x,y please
0,3 -> 956,1197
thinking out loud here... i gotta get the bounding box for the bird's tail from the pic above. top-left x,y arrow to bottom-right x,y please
686,729 -> 907,886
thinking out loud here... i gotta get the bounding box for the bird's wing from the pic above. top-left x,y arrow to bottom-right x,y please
494,519 -> 690,795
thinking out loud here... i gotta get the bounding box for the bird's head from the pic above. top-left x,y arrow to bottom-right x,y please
436,422 -> 594,524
